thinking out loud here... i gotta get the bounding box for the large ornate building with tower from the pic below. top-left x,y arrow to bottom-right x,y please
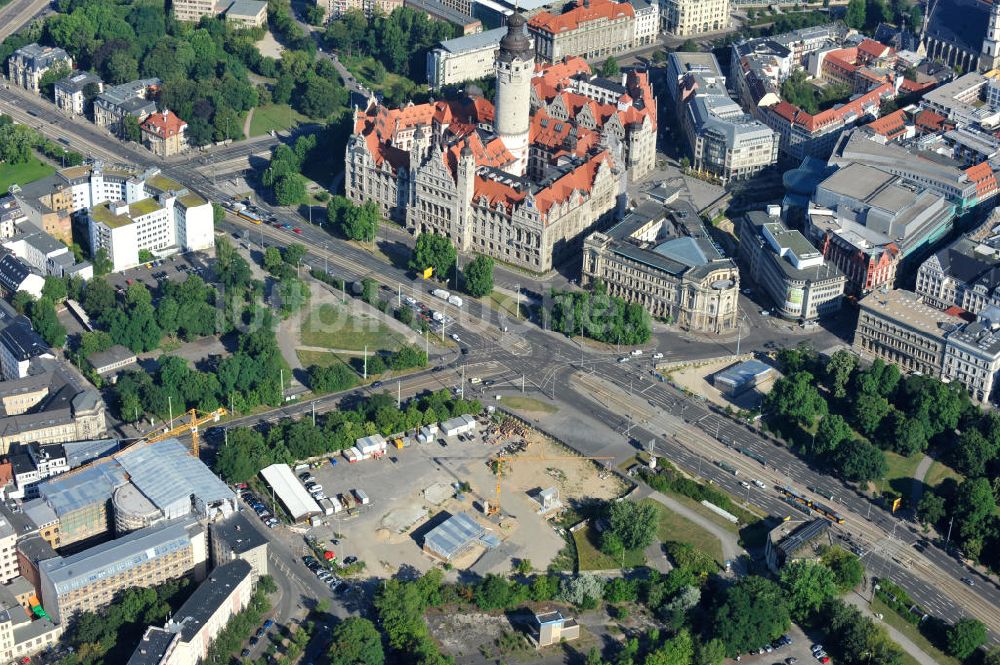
344,14 -> 657,273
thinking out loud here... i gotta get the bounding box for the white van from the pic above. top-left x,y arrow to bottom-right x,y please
469,377 -> 482,385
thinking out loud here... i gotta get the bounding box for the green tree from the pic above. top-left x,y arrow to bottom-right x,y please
955,477 -> 996,545
678,39 -> 698,52
93,248 -> 113,276
304,4 -> 326,25
600,57 -> 620,78
328,617 -> 384,665
264,246 -> 283,274
28,297 -> 66,348
274,173 -> 306,206
712,576 -> 790,656
984,647 -> 1000,665
824,350 -> 857,400
917,491 -> 947,527
946,618 -> 987,660
834,438 -> 887,482
38,61 -> 71,98
212,202 -> 225,225
42,275 -> 67,302
342,200 -> 380,241
122,114 -> 141,143
410,233 -> 456,280
813,414 -> 853,457
645,629 -> 694,665
852,393 -> 891,436
763,371 -> 828,427
846,0 -> 866,28
952,428 -> 998,477
606,499 -> 658,551
462,255 -> 494,298
819,546 -> 864,593
474,574 -> 515,610
779,560 -> 838,622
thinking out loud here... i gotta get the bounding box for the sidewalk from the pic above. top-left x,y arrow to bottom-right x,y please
636,486 -> 744,564
845,593 -> 939,665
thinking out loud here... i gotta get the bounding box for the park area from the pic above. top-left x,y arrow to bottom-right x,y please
0,158 -> 53,193
248,103 -> 310,137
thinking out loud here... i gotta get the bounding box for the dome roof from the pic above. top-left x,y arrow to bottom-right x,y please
499,12 -> 533,61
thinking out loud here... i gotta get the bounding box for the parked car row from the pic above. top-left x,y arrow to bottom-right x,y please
303,556 -> 344,592
238,486 -> 278,528
298,471 -> 326,501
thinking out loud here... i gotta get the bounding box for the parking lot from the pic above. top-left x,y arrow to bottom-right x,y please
103,250 -> 215,293
735,622 -> 831,665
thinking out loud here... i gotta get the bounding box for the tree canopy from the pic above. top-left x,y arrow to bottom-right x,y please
462,255 -> 494,298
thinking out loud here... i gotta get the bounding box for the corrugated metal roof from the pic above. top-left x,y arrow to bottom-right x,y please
424,512 -> 485,560
260,464 -> 321,522
116,439 -> 234,514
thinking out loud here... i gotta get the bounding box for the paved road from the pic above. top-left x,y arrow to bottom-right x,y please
6,79 -> 999,644
0,0 -> 50,41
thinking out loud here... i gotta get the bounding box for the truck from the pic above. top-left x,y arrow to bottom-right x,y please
329,495 -> 343,513
431,288 -> 450,301
342,448 -> 361,463
447,294 -> 463,307
353,489 -> 370,505
431,311 -> 444,322
320,498 -> 335,516
339,492 -> 356,511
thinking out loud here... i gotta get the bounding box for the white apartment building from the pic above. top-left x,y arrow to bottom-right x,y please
53,71 -> 103,116
631,0 -> 659,46
89,199 -> 172,273
661,0 -> 729,36
942,307 -> 1000,402
427,27 -> 507,89
7,44 -> 71,94
0,520 -> 18,585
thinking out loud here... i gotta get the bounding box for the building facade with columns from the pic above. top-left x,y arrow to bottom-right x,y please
345,18 -> 657,273
922,0 -> 1000,73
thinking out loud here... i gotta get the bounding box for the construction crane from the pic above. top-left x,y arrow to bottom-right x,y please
145,408 -> 228,458
54,407 -> 228,482
487,453 -> 614,517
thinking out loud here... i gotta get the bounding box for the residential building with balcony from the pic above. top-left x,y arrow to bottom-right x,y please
7,45 -> 71,94
53,71 -> 102,116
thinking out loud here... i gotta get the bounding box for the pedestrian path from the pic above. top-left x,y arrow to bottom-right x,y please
846,592 -> 939,665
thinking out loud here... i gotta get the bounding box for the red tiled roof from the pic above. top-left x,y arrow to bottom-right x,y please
858,38 -> 892,60
914,108 -> 947,133
141,109 -> 186,138
866,109 -> 907,140
533,151 -> 611,216
529,0 -> 634,34
445,132 -> 513,172
530,107 -> 598,158
535,56 -> 591,84
899,78 -> 934,94
766,83 -> 893,133
965,161 -> 998,198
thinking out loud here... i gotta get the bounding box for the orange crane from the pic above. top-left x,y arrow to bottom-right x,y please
487,453 -> 614,516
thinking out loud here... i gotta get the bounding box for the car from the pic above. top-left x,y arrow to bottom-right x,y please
740,481 -> 750,488
329,458 -> 338,466
438,438 -> 447,447
328,579 -> 342,591
451,333 -> 461,342
753,479 -> 766,489
263,619 -> 275,629
742,288 -> 752,295
308,484 -> 324,493
432,365 -> 444,372
256,627 -> 266,638
962,577 -> 975,586
461,347 -> 468,355
652,352 -> 664,359
764,645 -> 773,653
249,637 -> 259,646
293,228 -> 302,234
785,659 -> 798,665
303,556 -> 317,565
760,309 -> 770,317
266,519 -> 278,528
343,556 -> 358,565
818,658 -> 829,664
282,224 -> 292,230
810,645 -> 823,654
618,356 -> 630,363
242,649 -> 252,658
813,651 -> 827,660
484,379 -> 495,386
630,349 -> 643,356
372,381 -> 383,389
299,472 -> 311,480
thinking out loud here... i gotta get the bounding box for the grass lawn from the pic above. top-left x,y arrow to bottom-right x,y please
870,597 -> 961,665
501,396 -> 558,414
248,103 -> 310,137
0,158 -> 54,192
641,498 -> 724,564
487,291 -> 528,319
296,349 -> 356,370
924,460 -> 962,489
342,54 -> 422,96
300,303 -> 407,352
884,451 -> 924,500
573,527 -> 645,571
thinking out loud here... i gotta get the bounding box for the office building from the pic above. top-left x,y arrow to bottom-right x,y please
738,209 -> 846,320
661,0 -> 728,36
6,45 -> 72,95
0,320 -> 52,382
582,200 -> 740,333
667,52 -> 778,183
39,517 -> 208,622
917,233 -> 1000,313
942,306 -> 1000,402
852,288 -> 959,376
209,512 -> 268,582
805,162 -> 956,294
141,110 -> 188,158
427,28 -> 506,89
346,18 -> 657,273
631,0 -> 658,46
225,0 -> 268,27
86,170 -> 214,272
94,79 -> 161,136
321,0 -> 402,19
528,0 -> 636,64
172,0 -> 223,21
3,221 -> 92,282
765,518 -> 830,573
53,71 -> 103,116
920,72 -> 1000,126
126,560 -> 254,665
8,442 -> 69,500
0,519 -> 18,585
86,344 -> 137,379
404,0 -> 482,34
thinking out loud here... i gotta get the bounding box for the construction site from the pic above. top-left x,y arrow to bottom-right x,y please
313,414 -> 626,577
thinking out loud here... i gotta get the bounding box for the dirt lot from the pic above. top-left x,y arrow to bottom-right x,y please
301,418 -> 626,580
668,358 -> 778,411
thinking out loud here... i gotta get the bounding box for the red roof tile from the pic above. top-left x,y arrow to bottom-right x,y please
866,109 -> 907,140
141,109 -> 186,138
529,0 -> 634,34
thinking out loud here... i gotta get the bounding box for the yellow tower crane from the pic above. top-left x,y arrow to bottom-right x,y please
145,408 -> 228,458
487,453 -> 614,517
